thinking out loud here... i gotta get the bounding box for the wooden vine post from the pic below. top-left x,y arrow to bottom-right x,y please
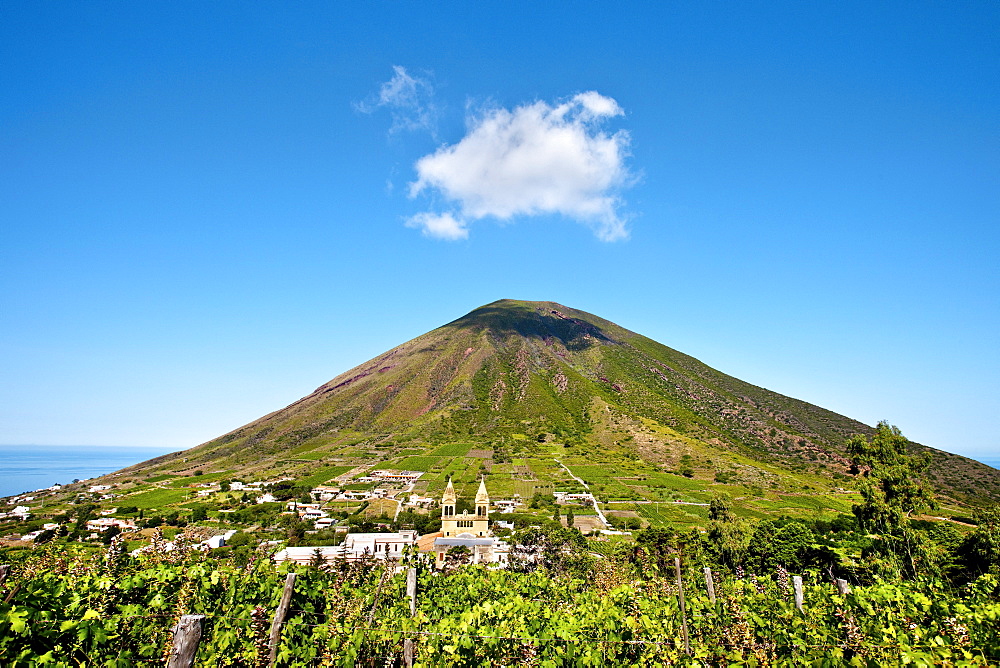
835,578 -> 851,595
674,557 -> 690,656
1,564 -> 20,605
403,567 -> 417,668
703,566 -> 716,604
792,575 -> 804,612
268,572 -> 297,667
166,614 -> 205,668
406,567 -> 417,616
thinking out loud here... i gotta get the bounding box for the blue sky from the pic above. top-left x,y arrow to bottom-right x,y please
2,2 -> 998,461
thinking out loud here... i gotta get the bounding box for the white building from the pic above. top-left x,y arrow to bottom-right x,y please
311,486 -> 341,501
494,500 -> 519,514
406,494 -> 437,508
314,517 -> 336,530
86,518 -> 137,532
202,530 -> 238,549
273,530 -> 419,565
343,530 -> 418,558
554,492 -> 595,504
370,470 -> 424,484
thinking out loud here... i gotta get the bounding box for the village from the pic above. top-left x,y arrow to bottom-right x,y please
0,466 -> 626,569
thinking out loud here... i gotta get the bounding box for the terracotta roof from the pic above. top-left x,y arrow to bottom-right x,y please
416,531 -> 442,552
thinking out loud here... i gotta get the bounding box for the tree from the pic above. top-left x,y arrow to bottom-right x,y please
566,508 -> 575,527
102,525 -> 121,545
956,505 -> 1000,580
552,505 -> 561,523
746,520 -> 816,572
281,516 -> 307,545
71,504 -> 97,538
635,527 -> 677,573
708,495 -> 734,522
310,547 -> 327,569
509,526 -> 589,575
444,545 -> 472,570
704,494 -> 750,570
33,529 -> 56,544
848,421 -> 935,578
227,531 -> 252,547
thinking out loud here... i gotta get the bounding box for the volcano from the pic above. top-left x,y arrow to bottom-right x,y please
125,299 -> 1000,506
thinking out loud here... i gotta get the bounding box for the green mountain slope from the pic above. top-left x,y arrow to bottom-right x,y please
120,299 -> 1000,511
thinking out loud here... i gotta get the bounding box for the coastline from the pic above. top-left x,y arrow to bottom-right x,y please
0,444 -> 177,498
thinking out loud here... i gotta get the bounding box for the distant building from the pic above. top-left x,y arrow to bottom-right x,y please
314,517 -> 336,530
406,494 -> 437,507
343,530 -> 418,558
494,499 -> 518,514
369,470 -> 424,484
273,530 -> 418,565
86,518 -> 137,532
554,492 -> 595,504
311,486 -> 341,501
202,530 -> 238,549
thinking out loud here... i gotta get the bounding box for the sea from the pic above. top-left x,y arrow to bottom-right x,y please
0,445 -> 176,498
974,457 -> 1000,471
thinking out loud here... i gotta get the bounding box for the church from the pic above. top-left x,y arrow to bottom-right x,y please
433,477 -> 509,567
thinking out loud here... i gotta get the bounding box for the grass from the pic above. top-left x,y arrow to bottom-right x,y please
362,498 -> 399,518
289,439 -> 332,455
299,466 -> 355,487
637,502 -> 709,527
430,443 -> 475,457
168,471 -> 232,487
125,487 -> 192,509
638,471 -> 708,491
397,456 -> 443,471
290,452 -> 328,461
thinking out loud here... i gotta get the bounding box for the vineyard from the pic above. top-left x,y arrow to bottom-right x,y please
2,541 -> 998,667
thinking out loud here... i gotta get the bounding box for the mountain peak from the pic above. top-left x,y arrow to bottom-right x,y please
444,299 -> 618,348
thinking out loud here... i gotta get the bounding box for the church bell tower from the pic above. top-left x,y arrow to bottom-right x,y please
440,477 -> 490,537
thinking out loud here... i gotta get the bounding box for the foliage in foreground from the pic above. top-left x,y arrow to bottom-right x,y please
1,542 -> 999,667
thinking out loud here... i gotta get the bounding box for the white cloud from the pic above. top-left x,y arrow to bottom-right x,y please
407,92 -> 632,241
405,211 -> 468,240
356,66 -> 438,135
